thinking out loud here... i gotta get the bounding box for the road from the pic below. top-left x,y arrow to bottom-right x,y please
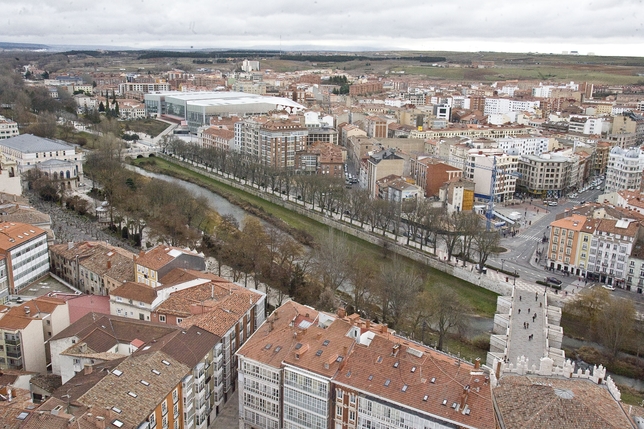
488,188 -> 644,315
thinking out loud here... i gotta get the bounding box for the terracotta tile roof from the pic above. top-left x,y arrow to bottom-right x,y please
597,218 -> 639,237
282,318 -> 356,379
493,375 -> 635,429
110,282 -> 157,304
0,387 -> 42,429
77,350 -> 190,427
0,314 -> 33,330
550,214 -> 588,231
178,284 -> 263,337
0,221 -> 46,252
237,301 -> 319,368
336,335 -> 495,429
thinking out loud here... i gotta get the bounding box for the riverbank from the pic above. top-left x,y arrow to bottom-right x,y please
130,156 -> 500,318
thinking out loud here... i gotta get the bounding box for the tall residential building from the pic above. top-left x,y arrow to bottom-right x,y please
483,98 -> 540,115
235,118 -> 308,169
605,147 -> 644,192
466,150 -> 518,203
517,153 -> 573,198
0,222 -> 49,296
236,302 -> 496,429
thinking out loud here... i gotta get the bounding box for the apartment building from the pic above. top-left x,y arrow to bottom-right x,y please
517,153 -> 573,198
495,135 -> 552,156
547,215 -> 590,275
410,157 -> 463,197
483,98 -> 540,116
49,241 -> 135,295
466,150 -> 518,203
135,245 -> 205,288
198,126 -> 235,151
366,149 -> 405,199
259,120 -> 308,169
0,115 -> 19,140
118,82 -> 171,94
295,142 -> 344,177
605,147 -> 644,192
0,222 -> 49,296
49,312 -> 180,384
594,141 -> 611,175
349,82 -> 383,96
439,177 -> 476,214
587,219 -> 639,288
63,349 -> 189,429
0,296 -> 69,372
237,302 -> 496,429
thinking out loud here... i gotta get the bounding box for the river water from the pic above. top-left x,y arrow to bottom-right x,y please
126,164 -> 259,226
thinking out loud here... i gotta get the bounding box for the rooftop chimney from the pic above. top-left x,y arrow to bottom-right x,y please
459,385 -> 470,411
337,307 -> 346,318
106,260 -> 111,270
365,320 -> 371,329
474,358 -> 481,370
380,324 -> 388,334
84,364 -> 93,375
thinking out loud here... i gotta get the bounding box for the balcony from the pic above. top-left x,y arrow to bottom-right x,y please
4,338 -> 20,346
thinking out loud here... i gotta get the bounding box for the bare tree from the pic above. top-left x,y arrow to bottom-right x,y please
428,284 -> 470,351
312,231 -> 355,292
599,296 -> 636,358
375,257 -> 422,328
474,229 -> 501,271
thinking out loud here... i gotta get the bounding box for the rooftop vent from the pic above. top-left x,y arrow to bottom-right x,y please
112,369 -> 123,377
384,379 -> 391,387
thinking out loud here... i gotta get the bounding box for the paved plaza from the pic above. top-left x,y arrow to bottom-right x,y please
507,290 -> 548,366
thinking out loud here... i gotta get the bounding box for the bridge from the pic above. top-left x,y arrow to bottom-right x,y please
123,148 -> 158,159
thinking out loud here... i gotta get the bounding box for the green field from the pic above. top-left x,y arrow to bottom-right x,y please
131,156 -> 499,318
124,119 -> 170,138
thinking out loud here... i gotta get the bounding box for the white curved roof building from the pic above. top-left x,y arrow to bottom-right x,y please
144,91 -> 305,132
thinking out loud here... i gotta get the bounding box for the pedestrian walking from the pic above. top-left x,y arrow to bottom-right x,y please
519,296 -> 522,301
528,308 -> 530,314
539,302 -> 542,308
518,309 -> 521,314
527,322 -> 529,329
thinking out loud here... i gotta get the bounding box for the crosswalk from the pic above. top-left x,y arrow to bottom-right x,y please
515,233 -> 543,242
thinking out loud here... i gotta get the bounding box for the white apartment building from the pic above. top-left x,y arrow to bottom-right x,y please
587,219 -> 639,288
568,116 -> 605,135
118,82 -> 171,94
0,222 -> 49,295
495,135 -> 552,156
605,147 -> 644,192
0,115 -> 19,140
466,149 -> 518,203
483,98 -> 540,116
237,302 -> 496,429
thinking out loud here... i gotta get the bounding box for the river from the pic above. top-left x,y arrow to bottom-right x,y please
126,164 -> 262,227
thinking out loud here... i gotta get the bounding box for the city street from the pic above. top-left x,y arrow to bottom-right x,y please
488,190 -> 644,315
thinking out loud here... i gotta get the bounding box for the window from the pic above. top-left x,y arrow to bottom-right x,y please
336,405 -> 343,417
159,314 -> 166,323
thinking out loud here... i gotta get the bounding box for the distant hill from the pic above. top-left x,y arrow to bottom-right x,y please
0,42 -> 49,51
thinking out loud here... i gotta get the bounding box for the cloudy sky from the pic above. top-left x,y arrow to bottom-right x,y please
2,0 -> 644,55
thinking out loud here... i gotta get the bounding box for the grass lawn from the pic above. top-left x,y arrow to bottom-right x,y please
132,156 -> 499,318
123,119 -> 170,138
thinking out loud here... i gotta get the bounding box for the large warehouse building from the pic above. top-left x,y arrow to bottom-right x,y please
144,91 -> 306,132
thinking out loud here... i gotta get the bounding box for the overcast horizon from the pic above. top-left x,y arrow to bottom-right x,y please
2,0 -> 644,57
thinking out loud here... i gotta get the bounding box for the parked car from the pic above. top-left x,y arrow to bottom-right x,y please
602,285 -> 615,291
548,201 -> 558,206
546,277 -> 562,285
